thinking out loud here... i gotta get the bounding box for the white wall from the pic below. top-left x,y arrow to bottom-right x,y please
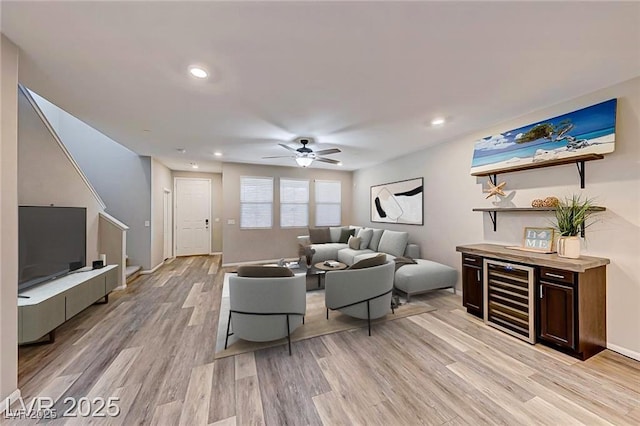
172,171 -> 223,253
18,87 -> 105,270
0,34 -> 19,405
353,76 -> 640,359
222,162 -> 353,264
31,93 -> 153,270
151,159 -> 172,268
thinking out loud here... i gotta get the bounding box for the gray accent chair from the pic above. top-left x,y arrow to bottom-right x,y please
226,274 -> 306,355
324,260 -> 395,335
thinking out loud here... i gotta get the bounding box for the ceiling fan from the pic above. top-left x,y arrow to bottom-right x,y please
262,137 -> 341,167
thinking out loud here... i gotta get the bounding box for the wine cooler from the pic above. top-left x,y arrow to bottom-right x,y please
484,259 -> 535,343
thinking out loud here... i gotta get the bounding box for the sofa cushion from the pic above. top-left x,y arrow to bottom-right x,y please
348,236 -> 361,250
339,228 -> 356,243
349,225 -> 362,235
311,243 -> 348,263
338,247 -> 375,265
309,227 -> 331,244
378,230 -> 409,257
237,265 -> 294,278
356,228 -> 373,250
348,253 -> 387,270
394,259 -> 457,295
368,228 -> 384,251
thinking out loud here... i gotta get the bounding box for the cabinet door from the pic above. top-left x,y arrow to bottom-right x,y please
462,265 -> 483,317
539,281 -> 575,349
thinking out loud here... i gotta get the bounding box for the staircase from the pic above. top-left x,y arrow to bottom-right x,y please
125,255 -> 141,284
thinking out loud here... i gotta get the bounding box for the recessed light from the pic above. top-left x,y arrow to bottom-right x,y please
190,163 -> 199,169
188,66 -> 208,79
177,148 -> 187,154
431,117 -> 446,126
214,152 -> 223,157
337,162 -> 343,166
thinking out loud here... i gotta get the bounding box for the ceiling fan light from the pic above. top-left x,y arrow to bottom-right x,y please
295,157 -> 314,167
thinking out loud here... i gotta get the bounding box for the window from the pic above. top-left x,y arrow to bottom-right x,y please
280,179 -> 309,228
240,176 -> 273,229
315,180 -> 341,226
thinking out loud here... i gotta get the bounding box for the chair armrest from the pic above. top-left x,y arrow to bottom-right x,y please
405,244 -> 420,259
297,235 -> 311,246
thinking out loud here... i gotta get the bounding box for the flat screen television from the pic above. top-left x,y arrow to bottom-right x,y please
18,206 -> 86,291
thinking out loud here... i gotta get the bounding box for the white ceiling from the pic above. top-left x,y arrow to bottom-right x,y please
3,1 -> 639,172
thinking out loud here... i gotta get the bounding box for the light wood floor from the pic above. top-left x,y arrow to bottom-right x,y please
9,255 -> 640,425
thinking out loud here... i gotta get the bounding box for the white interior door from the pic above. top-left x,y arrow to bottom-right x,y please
163,188 -> 172,260
175,178 -> 211,256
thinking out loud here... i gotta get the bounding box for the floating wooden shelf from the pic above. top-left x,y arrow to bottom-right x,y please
472,207 -> 606,213
473,206 -> 606,236
471,153 -> 604,188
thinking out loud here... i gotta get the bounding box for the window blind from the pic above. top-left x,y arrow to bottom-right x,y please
280,179 -> 309,228
315,180 -> 341,226
240,176 -> 273,228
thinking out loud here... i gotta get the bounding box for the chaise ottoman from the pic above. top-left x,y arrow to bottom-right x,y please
394,259 -> 458,301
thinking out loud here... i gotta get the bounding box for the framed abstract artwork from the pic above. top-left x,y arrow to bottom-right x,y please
370,177 -> 423,225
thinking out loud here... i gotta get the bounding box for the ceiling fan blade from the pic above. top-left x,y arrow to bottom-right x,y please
278,143 -> 298,152
262,155 -> 295,159
314,148 -> 341,156
315,157 -> 341,164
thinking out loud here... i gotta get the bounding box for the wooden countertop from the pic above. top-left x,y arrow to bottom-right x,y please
456,244 -> 610,273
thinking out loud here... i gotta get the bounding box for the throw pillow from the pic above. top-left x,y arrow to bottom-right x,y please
237,265 -> 294,278
348,236 -> 362,250
378,230 -> 409,257
309,227 -> 331,244
339,228 -> 356,243
368,229 -> 384,251
348,253 -> 387,270
329,226 -> 347,243
356,228 -> 373,250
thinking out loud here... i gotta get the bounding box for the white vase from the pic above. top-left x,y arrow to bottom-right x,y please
557,236 -> 581,259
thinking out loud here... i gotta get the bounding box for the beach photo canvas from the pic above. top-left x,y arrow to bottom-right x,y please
470,99 -> 617,175
371,178 -> 423,225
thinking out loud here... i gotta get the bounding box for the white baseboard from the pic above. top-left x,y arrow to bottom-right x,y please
209,252 -> 222,255
140,262 -> 164,275
607,343 -> 640,361
222,257 -> 297,268
113,284 -> 127,291
0,389 -> 21,412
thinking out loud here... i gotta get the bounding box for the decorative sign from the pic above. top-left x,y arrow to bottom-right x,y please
470,99 -> 617,175
523,227 -> 555,251
370,177 -> 423,225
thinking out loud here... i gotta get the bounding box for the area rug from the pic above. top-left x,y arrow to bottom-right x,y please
215,273 -> 436,358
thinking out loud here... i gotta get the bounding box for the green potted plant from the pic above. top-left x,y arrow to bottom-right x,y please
553,194 -> 595,258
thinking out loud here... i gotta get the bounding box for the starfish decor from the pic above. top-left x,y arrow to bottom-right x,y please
484,180 -> 506,199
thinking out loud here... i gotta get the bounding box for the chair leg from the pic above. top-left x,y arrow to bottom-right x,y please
326,308 -> 329,320
224,311 -> 232,349
286,315 -> 292,356
302,315 -> 305,324
367,300 -> 371,336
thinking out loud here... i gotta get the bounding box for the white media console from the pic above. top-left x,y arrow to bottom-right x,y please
18,265 -> 119,344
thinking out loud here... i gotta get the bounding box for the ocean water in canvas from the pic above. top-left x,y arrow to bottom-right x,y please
470,99 -> 617,173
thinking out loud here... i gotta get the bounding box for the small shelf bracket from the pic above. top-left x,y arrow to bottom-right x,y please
576,161 -> 586,189
488,211 -> 497,232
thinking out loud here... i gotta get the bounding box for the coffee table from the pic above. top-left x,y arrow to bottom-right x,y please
311,261 -> 348,289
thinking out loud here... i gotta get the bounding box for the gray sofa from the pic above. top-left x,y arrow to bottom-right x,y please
297,226 -> 420,265
299,226 -> 458,300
